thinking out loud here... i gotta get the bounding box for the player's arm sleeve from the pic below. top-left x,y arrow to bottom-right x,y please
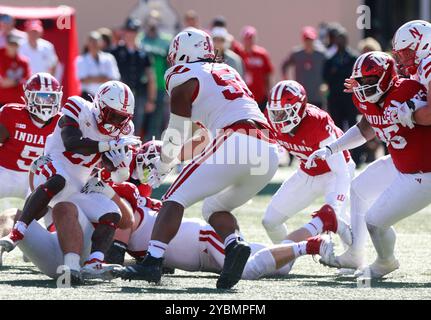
59,114 -> 100,156
326,117 -> 374,154
321,135 -> 351,213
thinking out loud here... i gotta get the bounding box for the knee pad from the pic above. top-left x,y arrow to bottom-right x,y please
262,204 -> 288,231
242,248 -> 276,280
43,174 -> 66,197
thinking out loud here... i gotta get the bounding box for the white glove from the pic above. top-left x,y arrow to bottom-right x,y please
81,177 -> 115,199
98,135 -> 142,152
384,100 -> 415,129
145,156 -> 173,188
305,147 -> 332,169
104,147 -> 133,169
30,155 -> 52,174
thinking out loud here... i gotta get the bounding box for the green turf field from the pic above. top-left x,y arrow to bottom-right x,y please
1,166 -> 431,300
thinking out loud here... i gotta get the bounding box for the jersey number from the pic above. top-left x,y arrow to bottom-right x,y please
211,67 -> 253,101
373,125 -> 407,149
17,145 -> 44,171
63,151 -> 102,168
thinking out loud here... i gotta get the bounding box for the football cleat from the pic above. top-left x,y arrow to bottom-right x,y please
336,218 -> 353,247
216,240 -> 251,289
115,253 -> 163,283
312,205 -> 353,246
332,248 -> 365,270
0,229 -> 24,252
80,258 -> 121,281
354,257 -> 400,279
0,247 -> 4,267
309,235 -> 337,267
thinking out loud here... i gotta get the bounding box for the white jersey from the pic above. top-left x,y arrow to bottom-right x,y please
44,96 -> 133,185
413,54 -> 431,90
164,62 -> 268,135
128,203 -> 220,272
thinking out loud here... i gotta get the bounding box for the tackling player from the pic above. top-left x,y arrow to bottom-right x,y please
262,80 -> 353,246
307,51 -> 431,278
116,28 -> 279,289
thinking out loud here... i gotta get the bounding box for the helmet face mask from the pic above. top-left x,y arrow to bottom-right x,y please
352,75 -> 382,103
134,140 -> 162,184
24,73 -> 63,122
93,81 -> 135,137
268,80 -> 307,134
268,102 -> 303,133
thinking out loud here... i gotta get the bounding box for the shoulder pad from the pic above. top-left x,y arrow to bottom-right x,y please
164,64 -> 194,95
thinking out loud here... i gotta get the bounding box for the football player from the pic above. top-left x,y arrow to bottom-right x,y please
0,72 -> 62,265
116,28 -> 279,289
0,80 -> 141,276
80,173 -> 337,281
262,80 -> 354,246
0,72 -> 62,200
307,51 -> 431,278
388,20 -> 431,127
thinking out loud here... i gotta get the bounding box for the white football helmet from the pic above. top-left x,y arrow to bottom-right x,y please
133,139 -> 162,184
167,28 -> 215,66
93,81 -> 135,137
392,20 -> 431,75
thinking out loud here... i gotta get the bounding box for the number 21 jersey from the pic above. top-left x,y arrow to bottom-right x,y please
164,62 -> 268,135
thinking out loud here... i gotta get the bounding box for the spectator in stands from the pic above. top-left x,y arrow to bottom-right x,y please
183,10 -> 199,29
325,22 -> 343,58
357,37 -> 382,53
19,19 -> 58,75
140,13 -> 172,140
210,16 -> 243,55
239,26 -> 273,111
211,27 -> 244,77
323,29 -> 365,164
0,14 -> 26,49
111,18 -> 156,138
0,34 -> 30,106
98,27 -> 114,52
76,31 -> 120,101
281,26 -> 327,108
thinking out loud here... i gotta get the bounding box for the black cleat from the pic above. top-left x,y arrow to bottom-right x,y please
162,266 -> 175,275
116,254 -> 163,283
216,240 -> 251,289
105,240 -> 127,265
70,269 -> 85,286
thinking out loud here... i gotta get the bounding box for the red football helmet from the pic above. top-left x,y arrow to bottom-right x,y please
23,72 -> 63,122
267,80 -> 307,133
133,139 -> 162,184
351,51 -> 398,103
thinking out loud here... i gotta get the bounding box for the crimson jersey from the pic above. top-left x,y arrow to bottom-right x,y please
0,104 -> 60,172
266,105 -> 350,176
353,78 -> 430,173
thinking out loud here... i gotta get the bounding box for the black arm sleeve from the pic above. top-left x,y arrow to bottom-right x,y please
59,115 -> 101,156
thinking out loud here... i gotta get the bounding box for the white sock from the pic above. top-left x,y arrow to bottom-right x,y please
291,241 -> 308,258
148,240 -> 168,258
303,217 -> 324,236
88,251 -> 104,262
64,253 -> 81,271
14,221 -> 28,235
224,232 -> 242,247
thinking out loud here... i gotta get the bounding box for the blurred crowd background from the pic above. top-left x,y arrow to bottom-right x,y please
1,0 -> 430,167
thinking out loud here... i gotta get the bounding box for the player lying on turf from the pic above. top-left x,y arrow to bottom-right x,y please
117,28 -> 280,289
0,73 -> 62,264
0,80 -> 141,276
307,51 -> 431,278
262,80 -> 353,247
84,177 -> 338,281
